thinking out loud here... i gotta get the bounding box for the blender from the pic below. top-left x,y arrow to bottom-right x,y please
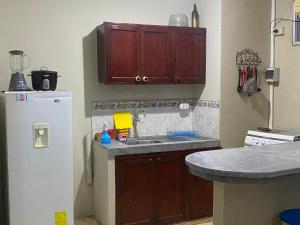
8,50 -> 29,91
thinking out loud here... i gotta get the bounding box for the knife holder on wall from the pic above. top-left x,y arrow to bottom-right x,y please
236,48 -> 262,96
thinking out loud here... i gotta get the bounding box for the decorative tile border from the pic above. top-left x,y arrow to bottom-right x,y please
197,100 -> 220,109
92,99 -> 220,110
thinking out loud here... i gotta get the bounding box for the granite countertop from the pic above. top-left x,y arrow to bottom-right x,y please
93,136 -> 221,156
185,142 -> 300,184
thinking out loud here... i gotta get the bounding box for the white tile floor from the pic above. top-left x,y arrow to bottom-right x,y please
74,216 -> 213,225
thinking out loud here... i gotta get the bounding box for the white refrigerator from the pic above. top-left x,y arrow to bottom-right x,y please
0,91 -> 74,225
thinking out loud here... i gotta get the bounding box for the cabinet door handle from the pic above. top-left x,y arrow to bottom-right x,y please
135,76 -> 142,83
157,158 -> 161,161
142,76 -> 149,83
149,158 -> 153,161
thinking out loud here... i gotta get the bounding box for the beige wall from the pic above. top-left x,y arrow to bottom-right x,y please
196,0 -> 222,101
214,177 -> 300,225
220,0 -> 270,148
0,0 -> 222,217
275,0 -> 300,130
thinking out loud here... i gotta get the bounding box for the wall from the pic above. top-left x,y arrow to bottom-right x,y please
0,0 -> 221,217
275,0 -> 300,131
196,0 -> 222,102
220,0 -> 271,148
214,177 -> 300,225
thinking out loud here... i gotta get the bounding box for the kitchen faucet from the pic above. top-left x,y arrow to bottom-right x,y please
132,109 -> 145,138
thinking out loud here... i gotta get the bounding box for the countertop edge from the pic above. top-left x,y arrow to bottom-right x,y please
187,164 -> 300,184
93,139 -> 221,156
185,144 -> 300,184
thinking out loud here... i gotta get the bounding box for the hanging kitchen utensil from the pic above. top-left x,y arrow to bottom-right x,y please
236,49 -> 262,96
243,77 -> 262,96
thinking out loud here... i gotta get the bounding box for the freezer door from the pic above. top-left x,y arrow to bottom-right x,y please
4,91 -> 73,225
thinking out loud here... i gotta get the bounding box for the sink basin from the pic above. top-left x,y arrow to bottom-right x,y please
125,139 -> 163,145
122,136 -> 207,146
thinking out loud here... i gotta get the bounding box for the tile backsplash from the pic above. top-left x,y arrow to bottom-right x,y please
91,99 -> 198,110
92,99 -> 220,139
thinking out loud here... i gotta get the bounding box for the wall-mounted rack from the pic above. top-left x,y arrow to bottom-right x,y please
236,48 -> 262,96
236,48 -> 262,66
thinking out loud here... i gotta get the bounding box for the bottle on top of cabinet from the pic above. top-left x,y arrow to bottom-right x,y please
191,4 -> 200,27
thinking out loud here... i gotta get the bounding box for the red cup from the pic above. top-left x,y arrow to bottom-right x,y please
108,129 -> 115,139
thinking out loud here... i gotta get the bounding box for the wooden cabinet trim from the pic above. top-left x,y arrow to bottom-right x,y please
116,147 -> 220,161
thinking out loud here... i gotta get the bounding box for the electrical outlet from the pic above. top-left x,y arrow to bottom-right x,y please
274,27 -> 285,36
179,103 -> 190,110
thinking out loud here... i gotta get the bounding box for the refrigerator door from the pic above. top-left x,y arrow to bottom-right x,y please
0,96 -> 9,225
4,91 -> 73,225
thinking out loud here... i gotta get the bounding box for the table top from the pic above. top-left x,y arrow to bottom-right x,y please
185,142 -> 300,183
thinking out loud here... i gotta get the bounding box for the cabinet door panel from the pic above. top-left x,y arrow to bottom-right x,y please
174,28 -> 206,84
155,154 -> 185,224
116,156 -> 155,225
140,27 -> 173,84
107,24 -> 140,84
186,172 -> 213,219
184,148 -> 218,219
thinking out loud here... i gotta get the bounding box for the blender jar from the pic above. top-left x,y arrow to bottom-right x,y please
9,50 -> 29,74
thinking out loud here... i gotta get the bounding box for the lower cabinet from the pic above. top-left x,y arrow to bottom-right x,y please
115,148 -> 219,225
116,155 -> 155,225
185,169 -> 213,220
155,153 -> 185,225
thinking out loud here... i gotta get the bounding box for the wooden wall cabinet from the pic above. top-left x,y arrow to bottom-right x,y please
174,28 -> 206,84
115,148 -> 218,225
97,22 -> 206,85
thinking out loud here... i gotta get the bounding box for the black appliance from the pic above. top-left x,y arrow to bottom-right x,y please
28,68 -> 59,91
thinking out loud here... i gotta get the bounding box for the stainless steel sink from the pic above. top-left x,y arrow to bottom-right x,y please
123,136 -> 206,146
125,139 -> 163,145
